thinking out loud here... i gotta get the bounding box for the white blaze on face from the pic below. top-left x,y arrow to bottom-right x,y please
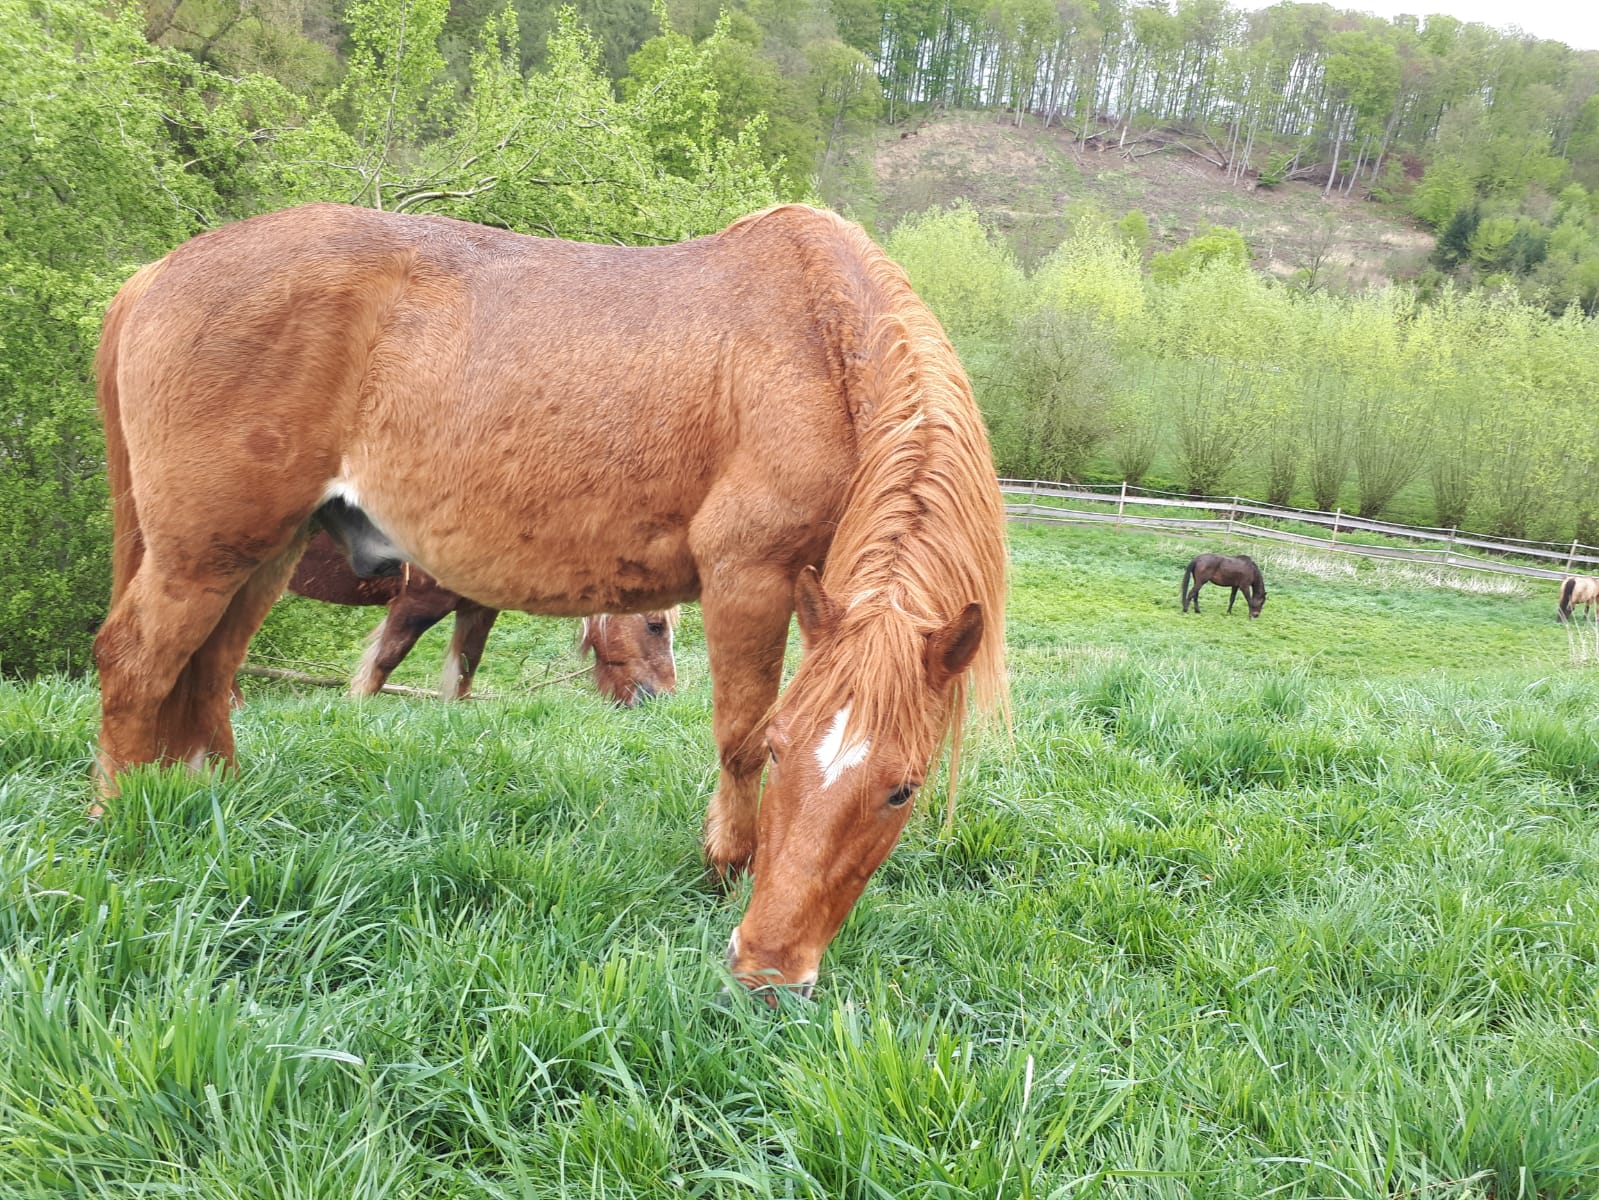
815,705 -> 870,788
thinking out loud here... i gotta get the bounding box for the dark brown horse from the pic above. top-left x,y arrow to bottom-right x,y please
1182,553 -> 1267,618
284,530 -> 677,704
1557,575 -> 1598,623
92,202 -> 1008,997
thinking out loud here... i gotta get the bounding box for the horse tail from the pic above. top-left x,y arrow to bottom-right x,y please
1558,576 -> 1577,622
1181,560 -> 1195,607
98,260 -> 167,608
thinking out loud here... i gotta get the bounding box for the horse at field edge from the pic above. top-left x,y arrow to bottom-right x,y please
279,530 -> 678,704
1181,553 -> 1267,618
91,201 -> 1009,1000
1557,574 -> 1598,623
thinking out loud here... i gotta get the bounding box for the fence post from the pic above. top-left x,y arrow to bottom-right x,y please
1567,538 -> 1580,572
1227,496 -> 1238,543
1031,478 -> 1040,520
1331,509 -> 1341,547
1116,480 -> 1127,532
1446,526 -> 1457,565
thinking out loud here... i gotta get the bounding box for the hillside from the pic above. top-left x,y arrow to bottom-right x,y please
851,112 -> 1435,286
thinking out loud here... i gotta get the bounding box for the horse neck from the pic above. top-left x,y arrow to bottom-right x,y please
821,298 -> 1007,728
729,208 -> 1007,727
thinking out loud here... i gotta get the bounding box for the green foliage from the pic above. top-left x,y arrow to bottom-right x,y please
436,9 -> 781,240
336,0 -> 450,206
883,206 -> 1024,339
1030,219 -> 1146,328
989,309 -> 1115,483
1115,207 -> 1150,252
1149,223 -> 1250,284
0,0 -> 782,677
0,0 -> 223,673
1410,158 -> 1474,229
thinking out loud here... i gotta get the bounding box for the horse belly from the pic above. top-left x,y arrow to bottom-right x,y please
328,460 -> 704,616
440,498 -> 701,616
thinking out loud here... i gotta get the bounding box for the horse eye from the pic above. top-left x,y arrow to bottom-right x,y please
887,784 -> 916,808
647,621 -> 667,636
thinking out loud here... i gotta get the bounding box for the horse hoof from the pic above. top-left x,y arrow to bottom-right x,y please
705,853 -> 753,890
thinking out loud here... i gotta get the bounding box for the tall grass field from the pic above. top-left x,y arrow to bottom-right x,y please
2,523 -> 1596,1198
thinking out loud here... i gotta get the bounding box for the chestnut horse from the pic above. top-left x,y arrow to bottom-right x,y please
284,530 -> 678,704
92,203 -> 1007,997
1181,553 -> 1267,618
1557,575 -> 1598,623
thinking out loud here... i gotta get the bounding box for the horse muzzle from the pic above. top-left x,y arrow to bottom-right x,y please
724,928 -> 818,1005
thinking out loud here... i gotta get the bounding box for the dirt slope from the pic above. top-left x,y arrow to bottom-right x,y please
863,112 -> 1433,286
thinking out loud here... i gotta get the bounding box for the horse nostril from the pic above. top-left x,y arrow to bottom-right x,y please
636,680 -> 656,700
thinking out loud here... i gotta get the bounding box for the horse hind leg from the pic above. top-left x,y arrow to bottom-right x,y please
165,533 -> 310,769
94,532 -> 306,799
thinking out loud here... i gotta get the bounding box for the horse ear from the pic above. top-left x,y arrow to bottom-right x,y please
925,603 -> 984,692
793,566 -> 841,648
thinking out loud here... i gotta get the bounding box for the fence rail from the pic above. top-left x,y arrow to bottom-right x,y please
999,479 -> 1599,582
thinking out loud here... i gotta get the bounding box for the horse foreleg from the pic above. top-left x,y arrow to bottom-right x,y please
699,565 -> 793,882
441,603 -> 498,699
1228,586 -> 1238,613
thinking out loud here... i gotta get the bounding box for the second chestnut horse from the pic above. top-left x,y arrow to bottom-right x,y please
285,531 -> 678,704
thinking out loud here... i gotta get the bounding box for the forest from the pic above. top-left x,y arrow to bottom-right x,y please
3,0 -> 1599,674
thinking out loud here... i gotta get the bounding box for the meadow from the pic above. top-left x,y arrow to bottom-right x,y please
1,522 -> 1596,1199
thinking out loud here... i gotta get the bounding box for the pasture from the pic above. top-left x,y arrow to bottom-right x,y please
2,522 -> 1596,1198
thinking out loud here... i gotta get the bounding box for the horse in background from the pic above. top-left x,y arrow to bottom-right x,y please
91,201 -> 1008,997
1557,575 -> 1598,623
284,530 -> 678,704
1182,553 -> 1267,618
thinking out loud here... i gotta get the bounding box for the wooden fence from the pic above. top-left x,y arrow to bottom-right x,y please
1000,479 -> 1599,582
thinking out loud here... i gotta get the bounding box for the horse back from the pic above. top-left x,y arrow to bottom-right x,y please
106,203 -> 900,614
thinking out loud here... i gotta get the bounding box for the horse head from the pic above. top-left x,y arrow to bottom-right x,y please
579,609 -> 679,706
1248,583 -> 1267,619
724,567 -> 985,1002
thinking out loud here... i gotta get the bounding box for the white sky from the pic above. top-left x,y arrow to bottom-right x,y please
1228,0 -> 1599,52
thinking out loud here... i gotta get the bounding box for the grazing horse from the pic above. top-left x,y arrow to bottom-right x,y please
1557,575 -> 1598,623
576,610 -> 680,706
92,202 -> 1008,997
1181,553 -> 1267,618
284,529 -> 677,704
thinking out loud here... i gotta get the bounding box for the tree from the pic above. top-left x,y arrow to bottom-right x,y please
884,207 -> 1026,340
998,309 -> 1116,482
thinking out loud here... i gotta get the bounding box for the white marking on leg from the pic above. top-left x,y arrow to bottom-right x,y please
438,649 -> 462,701
185,748 -> 207,772
816,705 -> 870,788
349,618 -> 387,696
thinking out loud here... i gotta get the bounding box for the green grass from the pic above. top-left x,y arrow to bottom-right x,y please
3,523 -> 1597,1198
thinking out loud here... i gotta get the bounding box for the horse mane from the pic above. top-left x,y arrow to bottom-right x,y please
726,207 -> 1010,782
